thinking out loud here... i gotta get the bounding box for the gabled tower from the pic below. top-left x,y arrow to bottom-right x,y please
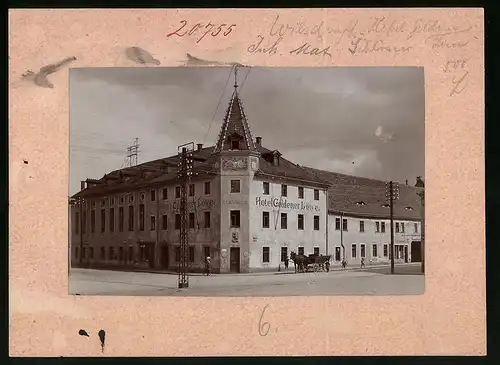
213,67 -> 260,274
213,67 -> 257,154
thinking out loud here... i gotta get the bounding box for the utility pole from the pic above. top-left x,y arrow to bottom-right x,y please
177,143 -> 194,289
418,189 -> 425,274
126,138 -> 140,167
385,181 -> 400,274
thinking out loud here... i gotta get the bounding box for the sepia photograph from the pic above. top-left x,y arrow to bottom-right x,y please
68,66 -> 425,296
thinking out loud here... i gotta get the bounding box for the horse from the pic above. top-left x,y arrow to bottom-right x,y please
290,251 -> 312,273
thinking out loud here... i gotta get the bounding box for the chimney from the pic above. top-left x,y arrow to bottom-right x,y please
256,137 -> 262,146
197,143 -> 203,152
80,181 -> 86,190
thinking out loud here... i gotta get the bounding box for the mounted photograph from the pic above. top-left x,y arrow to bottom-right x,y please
68,66 -> 425,296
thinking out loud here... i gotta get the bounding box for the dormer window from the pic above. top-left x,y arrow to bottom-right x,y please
231,139 -> 240,150
355,201 -> 367,206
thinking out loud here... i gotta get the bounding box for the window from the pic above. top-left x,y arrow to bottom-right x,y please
263,182 -> 270,195
100,247 -> 105,260
298,187 -> 304,199
204,211 -> 211,228
281,247 -> 288,262
375,221 -> 380,233
91,210 -> 96,233
262,247 -> 270,263
128,206 -> 134,231
281,184 -> 287,197
162,188 -> 168,200
372,244 -> 378,257
314,247 -> 320,256
129,195 -> 134,203
110,197 -> 115,205
162,214 -> 168,230
189,246 -> 195,262
360,244 -> 366,258
119,207 -> 124,232
82,211 -> 86,234
150,189 -> 156,201
119,247 -> 124,261
359,220 -> 365,232
313,215 -> 320,231
75,212 -> 80,234
175,186 -> 181,198
204,181 -> 211,195
75,247 -> 79,259
314,189 -> 320,200
414,222 -> 418,233
175,214 -> 181,230
298,247 -> 304,255
109,247 -> 115,260
381,222 -> 386,233
150,216 -> 156,231
230,179 -> 241,193
175,246 -> 181,262
119,196 -> 124,205
82,247 -> 86,259
298,214 -> 304,230
401,223 -> 405,233
140,193 -> 145,202
109,208 -> 115,233
395,222 -> 400,233
139,204 -> 145,231
203,246 -> 210,259
128,246 -> 133,262
189,212 -> 195,229
342,218 -> 348,231
335,217 -> 341,230
383,244 -> 388,257
281,213 -> 287,229
231,139 -> 239,150
262,212 -> 270,228
230,210 -> 240,228
351,244 -> 357,258
189,184 -> 195,196
100,209 -> 106,233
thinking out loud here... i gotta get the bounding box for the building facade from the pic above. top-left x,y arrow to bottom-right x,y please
70,71 -> 424,273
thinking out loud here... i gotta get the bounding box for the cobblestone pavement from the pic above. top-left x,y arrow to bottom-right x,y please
69,263 -> 424,296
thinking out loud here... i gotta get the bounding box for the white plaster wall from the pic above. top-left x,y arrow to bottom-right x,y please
249,179 -> 328,270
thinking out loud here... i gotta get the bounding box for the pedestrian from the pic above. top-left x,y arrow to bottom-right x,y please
325,260 -> 330,272
341,259 -> 347,270
284,255 -> 289,270
360,258 -> 365,269
205,256 -> 212,276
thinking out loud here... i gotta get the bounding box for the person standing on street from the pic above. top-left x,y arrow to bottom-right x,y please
284,255 -> 289,270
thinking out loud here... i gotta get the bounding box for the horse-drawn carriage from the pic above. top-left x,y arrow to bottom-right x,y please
290,252 -> 331,273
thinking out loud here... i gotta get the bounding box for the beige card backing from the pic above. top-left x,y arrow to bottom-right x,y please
8,8 -> 485,356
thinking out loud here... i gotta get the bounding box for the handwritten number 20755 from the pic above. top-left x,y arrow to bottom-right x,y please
167,21 -> 236,43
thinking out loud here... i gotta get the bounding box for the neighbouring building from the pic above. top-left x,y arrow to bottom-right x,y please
69,71 -> 424,273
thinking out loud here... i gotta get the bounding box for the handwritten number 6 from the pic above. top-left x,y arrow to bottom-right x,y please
258,304 -> 270,336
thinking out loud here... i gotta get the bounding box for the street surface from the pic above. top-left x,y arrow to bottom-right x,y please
69,263 -> 424,296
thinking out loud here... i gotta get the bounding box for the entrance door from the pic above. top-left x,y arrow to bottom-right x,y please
335,247 -> 341,261
404,245 -> 409,263
161,246 -> 169,269
410,241 -> 422,262
230,247 -> 240,273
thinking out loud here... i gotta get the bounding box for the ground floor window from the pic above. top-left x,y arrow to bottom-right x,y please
313,247 -> 320,256
128,246 -> 134,262
175,246 -> 181,262
109,247 -> 115,260
119,247 -> 124,261
372,244 -> 378,257
383,244 -> 388,257
281,247 -> 288,262
203,246 -> 210,260
189,246 -> 195,262
298,247 -> 304,255
351,244 -> 357,259
262,247 -> 270,263
100,247 -> 105,259
360,244 -> 366,258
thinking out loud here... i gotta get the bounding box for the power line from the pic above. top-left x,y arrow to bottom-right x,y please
125,138 -> 140,167
202,66 -> 236,145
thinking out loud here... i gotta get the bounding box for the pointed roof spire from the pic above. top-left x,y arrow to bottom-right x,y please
213,66 -> 257,154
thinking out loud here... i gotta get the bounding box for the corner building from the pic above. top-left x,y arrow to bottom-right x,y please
70,73 -> 423,273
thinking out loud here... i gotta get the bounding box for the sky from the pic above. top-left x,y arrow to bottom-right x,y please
69,67 -> 424,196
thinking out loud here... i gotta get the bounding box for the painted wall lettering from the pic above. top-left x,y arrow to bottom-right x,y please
255,197 -> 320,212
